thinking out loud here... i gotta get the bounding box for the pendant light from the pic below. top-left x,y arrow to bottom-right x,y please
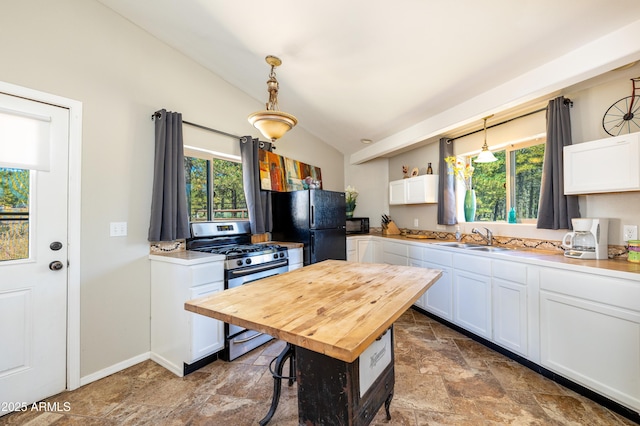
474,115 -> 497,163
248,56 -> 298,143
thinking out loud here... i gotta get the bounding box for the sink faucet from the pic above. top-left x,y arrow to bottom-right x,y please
472,227 -> 493,246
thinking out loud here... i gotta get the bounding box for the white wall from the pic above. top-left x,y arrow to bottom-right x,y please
0,0 -> 343,378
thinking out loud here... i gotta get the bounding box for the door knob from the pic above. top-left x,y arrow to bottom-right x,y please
49,261 -> 64,271
50,241 -> 63,251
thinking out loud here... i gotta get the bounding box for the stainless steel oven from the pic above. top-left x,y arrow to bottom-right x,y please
187,221 -> 289,361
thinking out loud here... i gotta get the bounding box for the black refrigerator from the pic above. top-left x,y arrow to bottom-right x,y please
271,189 -> 346,265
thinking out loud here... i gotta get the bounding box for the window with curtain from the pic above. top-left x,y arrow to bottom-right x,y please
465,138 -> 546,223
184,149 -> 247,222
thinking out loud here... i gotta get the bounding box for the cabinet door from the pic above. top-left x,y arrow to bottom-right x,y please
407,259 -> 425,308
189,283 -> 224,362
564,132 -> 640,194
389,179 -> 406,205
493,278 -> 527,356
406,175 -> 438,204
453,270 -> 491,339
357,239 -> 374,263
540,290 -> 640,411
423,262 -> 453,320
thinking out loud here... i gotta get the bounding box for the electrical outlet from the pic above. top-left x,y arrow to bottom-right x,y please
623,225 -> 638,242
413,218 -> 419,227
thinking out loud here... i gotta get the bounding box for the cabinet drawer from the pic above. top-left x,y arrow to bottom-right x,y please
540,268 -> 640,312
190,262 -> 224,286
453,253 -> 491,276
423,248 -> 453,267
493,260 -> 526,284
382,241 -> 408,257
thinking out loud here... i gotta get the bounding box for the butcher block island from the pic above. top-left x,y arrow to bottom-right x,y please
185,259 -> 442,425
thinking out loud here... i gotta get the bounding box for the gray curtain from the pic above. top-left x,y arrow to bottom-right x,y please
148,109 -> 190,241
240,136 -> 273,234
537,97 -> 580,230
438,137 -> 457,225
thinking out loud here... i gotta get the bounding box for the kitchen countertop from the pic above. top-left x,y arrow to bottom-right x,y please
351,233 -> 640,278
148,250 -> 225,265
185,259 -> 442,363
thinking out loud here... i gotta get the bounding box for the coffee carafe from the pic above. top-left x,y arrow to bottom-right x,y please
562,218 -> 608,259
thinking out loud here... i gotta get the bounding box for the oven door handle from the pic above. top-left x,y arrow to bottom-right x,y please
232,331 -> 265,344
229,260 -> 289,276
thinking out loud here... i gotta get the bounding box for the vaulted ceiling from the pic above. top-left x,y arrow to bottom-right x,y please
97,0 -> 640,159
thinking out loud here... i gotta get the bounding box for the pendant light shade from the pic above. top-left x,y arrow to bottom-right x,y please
474,115 -> 497,163
248,56 -> 297,142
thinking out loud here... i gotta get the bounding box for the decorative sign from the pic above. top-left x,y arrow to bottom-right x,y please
259,149 -> 322,192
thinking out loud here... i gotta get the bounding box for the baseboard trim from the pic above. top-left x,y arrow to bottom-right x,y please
79,352 -> 150,387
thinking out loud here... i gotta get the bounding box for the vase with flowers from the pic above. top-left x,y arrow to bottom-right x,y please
345,185 -> 358,218
444,156 -> 476,222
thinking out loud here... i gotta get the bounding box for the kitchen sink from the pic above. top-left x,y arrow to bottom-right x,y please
433,242 -> 486,248
433,242 -> 512,252
466,246 -> 511,252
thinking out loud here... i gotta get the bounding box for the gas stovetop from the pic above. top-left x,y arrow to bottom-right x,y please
186,221 -> 288,270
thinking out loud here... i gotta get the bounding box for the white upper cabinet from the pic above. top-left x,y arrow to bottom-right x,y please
389,175 -> 438,205
564,131 -> 640,194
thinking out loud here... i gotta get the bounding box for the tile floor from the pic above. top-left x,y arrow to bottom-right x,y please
1,309 -> 638,425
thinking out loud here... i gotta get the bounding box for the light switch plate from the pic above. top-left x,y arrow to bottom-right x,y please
110,222 -> 127,237
623,225 -> 637,242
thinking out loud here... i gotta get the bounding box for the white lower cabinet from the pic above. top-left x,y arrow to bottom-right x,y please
453,268 -> 492,339
422,248 -> 453,321
150,254 -> 225,377
358,238 -> 382,263
288,247 -> 303,270
492,260 -> 528,356
540,267 -> 640,411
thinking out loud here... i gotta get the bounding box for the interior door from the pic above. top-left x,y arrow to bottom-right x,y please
0,93 -> 69,414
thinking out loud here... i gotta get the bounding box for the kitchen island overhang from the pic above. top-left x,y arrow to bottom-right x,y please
185,260 -> 442,424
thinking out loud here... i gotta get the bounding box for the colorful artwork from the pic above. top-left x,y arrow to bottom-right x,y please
258,149 -> 322,192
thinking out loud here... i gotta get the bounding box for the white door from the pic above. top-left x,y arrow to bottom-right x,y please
0,93 -> 69,414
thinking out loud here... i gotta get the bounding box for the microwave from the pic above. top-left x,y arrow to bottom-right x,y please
346,217 -> 369,234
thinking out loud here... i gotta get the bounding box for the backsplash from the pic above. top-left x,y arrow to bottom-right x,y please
149,240 -> 185,254
370,227 -> 628,259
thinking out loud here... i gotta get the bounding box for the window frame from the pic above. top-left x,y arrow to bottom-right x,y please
184,147 -> 247,222
458,136 -> 546,224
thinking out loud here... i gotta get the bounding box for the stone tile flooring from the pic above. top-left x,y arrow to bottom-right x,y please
1,309 -> 638,425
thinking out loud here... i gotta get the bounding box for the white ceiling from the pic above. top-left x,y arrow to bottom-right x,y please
97,0 -> 640,156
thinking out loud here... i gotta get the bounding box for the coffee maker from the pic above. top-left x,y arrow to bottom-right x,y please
562,218 -> 608,259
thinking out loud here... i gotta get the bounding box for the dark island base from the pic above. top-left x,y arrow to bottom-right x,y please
295,336 -> 395,425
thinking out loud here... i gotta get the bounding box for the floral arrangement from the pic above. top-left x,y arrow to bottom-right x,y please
345,185 -> 358,213
444,156 -> 474,190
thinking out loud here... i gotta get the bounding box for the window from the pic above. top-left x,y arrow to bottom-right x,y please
184,152 -> 247,222
0,167 -> 30,261
470,139 -> 545,223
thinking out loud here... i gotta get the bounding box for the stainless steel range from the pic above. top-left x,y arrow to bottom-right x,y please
187,221 -> 289,361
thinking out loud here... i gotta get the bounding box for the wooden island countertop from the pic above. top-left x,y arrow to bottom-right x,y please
185,259 -> 441,363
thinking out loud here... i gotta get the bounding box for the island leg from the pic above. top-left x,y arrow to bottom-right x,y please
259,343 -> 295,426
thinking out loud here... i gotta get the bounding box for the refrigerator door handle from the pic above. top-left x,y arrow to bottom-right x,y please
310,233 -> 315,256
310,205 -> 315,228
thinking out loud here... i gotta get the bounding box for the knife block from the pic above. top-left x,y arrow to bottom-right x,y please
382,220 -> 401,235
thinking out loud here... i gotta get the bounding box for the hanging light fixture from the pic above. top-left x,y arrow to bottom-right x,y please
248,55 -> 298,142
474,115 -> 497,163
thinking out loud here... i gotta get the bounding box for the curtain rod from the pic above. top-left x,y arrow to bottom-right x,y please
450,98 -> 572,142
151,111 -> 242,140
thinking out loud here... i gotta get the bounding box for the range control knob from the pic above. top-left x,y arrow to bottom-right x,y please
236,260 -> 243,266
273,253 -> 278,260
246,258 -> 252,265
